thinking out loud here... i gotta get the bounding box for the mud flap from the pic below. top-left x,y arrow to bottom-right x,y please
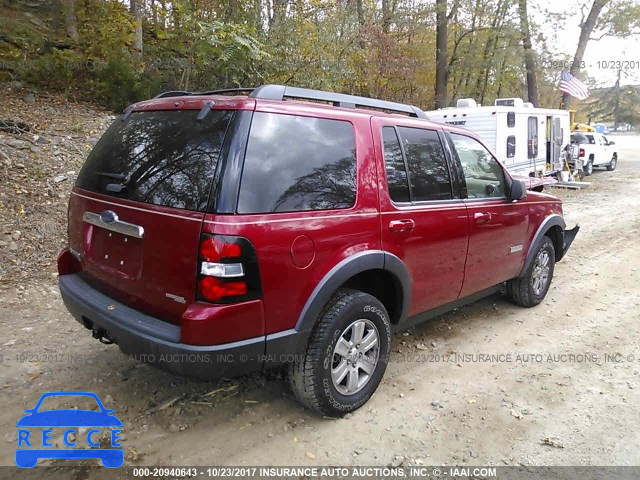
558,225 -> 580,261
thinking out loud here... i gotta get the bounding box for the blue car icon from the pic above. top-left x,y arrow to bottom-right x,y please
16,391 -> 124,468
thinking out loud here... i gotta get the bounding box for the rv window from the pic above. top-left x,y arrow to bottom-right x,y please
507,112 -> 515,127
382,127 -> 411,203
527,117 -> 538,158
450,134 -> 506,199
506,135 -> 516,158
397,127 -> 453,202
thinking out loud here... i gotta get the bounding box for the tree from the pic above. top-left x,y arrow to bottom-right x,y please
62,0 -> 78,41
131,0 -> 144,60
435,0 -> 447,108
560,0 -> 607,108
518,0 -> 538,105
587,70 -> 640,128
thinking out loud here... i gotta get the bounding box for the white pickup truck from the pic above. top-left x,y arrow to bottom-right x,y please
569,132 -> 618,176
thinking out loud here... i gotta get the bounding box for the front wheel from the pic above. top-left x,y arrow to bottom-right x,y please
288,289 -> 391,417
607,154 -> 617,171
507,237 -> 555,307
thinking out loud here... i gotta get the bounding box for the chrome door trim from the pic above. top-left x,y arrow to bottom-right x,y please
83,211 -> 145,239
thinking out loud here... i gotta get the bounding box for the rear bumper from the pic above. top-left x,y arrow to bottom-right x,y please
59,274 -> 266,378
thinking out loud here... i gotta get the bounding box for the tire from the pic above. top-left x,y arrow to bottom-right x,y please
507,236 -> 555,308
288,288 -> 392,417
607,154 -> 617,171
584,158 -> 593,176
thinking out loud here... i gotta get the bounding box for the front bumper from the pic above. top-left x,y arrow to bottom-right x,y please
59,274 -> 265,378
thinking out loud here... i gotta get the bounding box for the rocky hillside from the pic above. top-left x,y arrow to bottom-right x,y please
0,84 -> 113,290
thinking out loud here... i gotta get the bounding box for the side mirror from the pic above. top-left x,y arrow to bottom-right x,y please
509,179 -> 526,201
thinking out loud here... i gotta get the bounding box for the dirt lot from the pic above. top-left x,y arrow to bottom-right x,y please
0,95 -> 639,475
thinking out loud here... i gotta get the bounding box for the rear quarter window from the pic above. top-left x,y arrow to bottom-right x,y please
237,113 -> 357,214
76,109 -> 232,212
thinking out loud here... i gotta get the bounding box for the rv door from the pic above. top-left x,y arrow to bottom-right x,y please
547,117 -> 562,172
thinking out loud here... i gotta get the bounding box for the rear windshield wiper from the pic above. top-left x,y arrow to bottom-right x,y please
96,172 -> 128,182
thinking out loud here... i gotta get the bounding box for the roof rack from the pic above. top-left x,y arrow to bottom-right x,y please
153,84 -> 429,119
250,85 -> 429,119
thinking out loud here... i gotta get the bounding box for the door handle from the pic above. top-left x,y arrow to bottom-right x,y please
389,219 -> 415,233
473,212 -> 492,224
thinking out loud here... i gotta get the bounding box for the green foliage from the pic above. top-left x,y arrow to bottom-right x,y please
95,59 -> 155,112
18,48 -> 85,91
4,0 -> 633,111
595,0 -> 640,38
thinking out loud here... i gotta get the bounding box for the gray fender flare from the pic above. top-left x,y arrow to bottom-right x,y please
518,214 -> 566,277
282,250 -> 411,354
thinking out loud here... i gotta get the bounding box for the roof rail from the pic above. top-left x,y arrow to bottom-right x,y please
152,84 -> 429,119
153,87 -> 257,99
250,84 -> 429,119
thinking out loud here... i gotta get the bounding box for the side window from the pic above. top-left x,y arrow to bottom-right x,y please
237,113 -> 356,213
397,127 -> 452,201
506,135 -> 516,158
507,112 -> 515,127
382,127 -> 410,203
527,117 -> 538,158
450,134 -> 507,199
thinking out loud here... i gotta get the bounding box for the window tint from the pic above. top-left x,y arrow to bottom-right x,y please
506,135 -> 516,158
450,134 -> 507,199
76,110 -> 232,212
571,133 -> 588,144
527,117 -> 538,158
397,127 -> 452,201
237,113 -> 356,213
507,111 -> 515,127
382,127 -> 410,203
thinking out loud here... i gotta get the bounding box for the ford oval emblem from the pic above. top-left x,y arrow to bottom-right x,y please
100,210 -> 118,224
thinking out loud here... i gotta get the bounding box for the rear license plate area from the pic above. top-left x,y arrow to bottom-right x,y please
86,225 -> 143,279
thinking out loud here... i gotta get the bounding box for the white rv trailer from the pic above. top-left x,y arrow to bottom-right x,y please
425,98 -> 571,177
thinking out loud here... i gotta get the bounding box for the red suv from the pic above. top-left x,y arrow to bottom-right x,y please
58,85 -> 578,416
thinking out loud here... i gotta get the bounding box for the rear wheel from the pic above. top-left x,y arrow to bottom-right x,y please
607,154 -> 617,171
507,237 -> 555,307
584,158 -> 594,176
288,289 -> 391,417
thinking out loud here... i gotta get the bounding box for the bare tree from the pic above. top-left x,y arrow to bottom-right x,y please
518,0 -> 538,105
435,0 -> 447,109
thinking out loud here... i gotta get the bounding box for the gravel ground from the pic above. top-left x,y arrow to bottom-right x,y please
0,94 -> 639,478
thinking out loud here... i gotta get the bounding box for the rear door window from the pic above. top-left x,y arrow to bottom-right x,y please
396,126 -> 452,201
381,126 -> 411,203
237,113 -> 356,213
76,109 -> 232,212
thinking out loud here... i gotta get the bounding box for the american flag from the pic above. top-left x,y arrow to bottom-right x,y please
559,70 -> 590,100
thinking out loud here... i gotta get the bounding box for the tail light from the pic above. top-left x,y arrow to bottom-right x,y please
197,235 -> 261,303
579,148 -> 585,157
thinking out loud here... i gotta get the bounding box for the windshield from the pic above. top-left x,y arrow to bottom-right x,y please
76,109 -> 233,212
36,395 -> 100,412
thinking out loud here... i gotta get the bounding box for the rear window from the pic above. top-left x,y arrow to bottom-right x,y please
571,133 -> 587,144
237,113 -> 356,214
76,109 -> 233,212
